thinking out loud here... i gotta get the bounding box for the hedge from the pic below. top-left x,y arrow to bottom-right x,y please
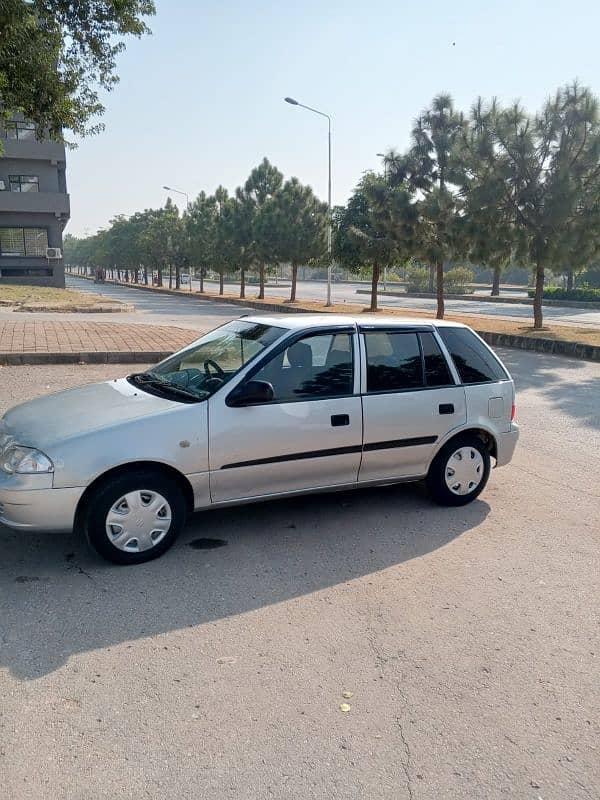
527,286 -> 600,302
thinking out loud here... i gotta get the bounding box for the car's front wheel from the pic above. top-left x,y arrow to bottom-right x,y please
426,435 -> 491,506
82,469 -> 187,564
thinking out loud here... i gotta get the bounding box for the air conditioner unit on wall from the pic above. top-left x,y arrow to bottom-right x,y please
46,247 -> 62,259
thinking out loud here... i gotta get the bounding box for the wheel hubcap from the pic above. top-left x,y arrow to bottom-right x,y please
105,490 -> 172,553
444,446 -> 484,496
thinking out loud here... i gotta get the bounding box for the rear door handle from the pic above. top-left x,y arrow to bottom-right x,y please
331,414 -> 350,427
439,403 -> 454,415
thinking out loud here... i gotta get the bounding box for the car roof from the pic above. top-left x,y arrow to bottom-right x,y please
240,313 -> 468,331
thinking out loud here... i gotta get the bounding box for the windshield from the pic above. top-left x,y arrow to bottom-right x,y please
127,320 -> 284,402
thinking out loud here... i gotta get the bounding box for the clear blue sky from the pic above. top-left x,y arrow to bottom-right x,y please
67,0 -> 599,236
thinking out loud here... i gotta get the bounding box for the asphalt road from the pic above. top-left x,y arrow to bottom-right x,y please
52,276 -> 600,331
1,348 -> 599,799
193,278 -> 599,329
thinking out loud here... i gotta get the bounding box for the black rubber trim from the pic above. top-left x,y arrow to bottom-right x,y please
220,435 -> 438,470
221,444 -> 362,470
363,435 -> 438,452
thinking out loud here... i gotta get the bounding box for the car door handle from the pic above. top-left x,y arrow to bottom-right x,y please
331,414 -> 350,427
439,403 -> 454,415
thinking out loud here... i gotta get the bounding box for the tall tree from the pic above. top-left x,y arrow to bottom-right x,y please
460,83 -> 600,328
213,186 -> 235,295
184,191 -> 218,293
387,94 -> 467,318
261,178 -> 328,302
137,200 -> 181,288
334,173 -> 415,311
242,158 -> 284,299
0,1 -> 154,145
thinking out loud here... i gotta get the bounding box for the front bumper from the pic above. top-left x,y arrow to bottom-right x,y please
0,484 -> 84,533
495,424 -> 520,467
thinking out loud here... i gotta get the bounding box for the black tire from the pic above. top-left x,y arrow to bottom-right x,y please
82,469 -> 187,565
426,435 -> 491,507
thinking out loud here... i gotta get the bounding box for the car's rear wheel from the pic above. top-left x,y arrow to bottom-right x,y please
426,435 -> 491,506
83,470 -> 186,564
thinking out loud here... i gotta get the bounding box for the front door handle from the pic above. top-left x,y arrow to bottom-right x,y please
439,403 -> 454,415
331,414 -> 350,427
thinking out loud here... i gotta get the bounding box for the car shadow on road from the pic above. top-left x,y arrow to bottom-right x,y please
0,482 -> 489,680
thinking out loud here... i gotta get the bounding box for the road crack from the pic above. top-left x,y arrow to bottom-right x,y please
367,623 -> 414,800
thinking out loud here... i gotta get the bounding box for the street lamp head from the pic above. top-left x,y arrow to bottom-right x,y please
163,185 -> 172,191
284,97 -> 299,105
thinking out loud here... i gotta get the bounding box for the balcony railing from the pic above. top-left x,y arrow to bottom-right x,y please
0,191 -> 70,216
0,138 -> 66,162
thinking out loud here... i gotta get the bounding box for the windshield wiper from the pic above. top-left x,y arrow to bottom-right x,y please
128,373 -> 204,402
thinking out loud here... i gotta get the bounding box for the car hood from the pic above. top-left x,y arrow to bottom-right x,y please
0,378 -> 181,453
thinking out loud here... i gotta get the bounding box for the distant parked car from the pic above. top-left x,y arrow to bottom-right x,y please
0,315 -> 518,565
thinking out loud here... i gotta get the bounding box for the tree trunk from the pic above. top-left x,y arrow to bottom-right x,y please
491,265 -> 501,296
370,263 -> 380,311
143,266 -> 148,285
240,268 -> 245,299
168,263 -> 173,289
436,261 -> 445,319
157,266 -> 163,287
566,268 -> 574,291
175,264 -> 181,290
258,264 -> 265,299
219,272 -> 224,295
428,263 -> 435,294
533,263 -> 544,329
290,263 -> 298,302
199,268 -> 204,293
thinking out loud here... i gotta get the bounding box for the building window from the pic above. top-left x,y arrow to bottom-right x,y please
3,121 -> 36,140
9,175 -> 39,193
0,228 -> 49,257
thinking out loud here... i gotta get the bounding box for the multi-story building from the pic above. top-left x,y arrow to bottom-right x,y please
0,116 -> 70,287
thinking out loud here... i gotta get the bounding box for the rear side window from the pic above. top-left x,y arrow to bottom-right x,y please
420,332 -> 454,387
365,332 -> 422,392
438,328 -> 508,384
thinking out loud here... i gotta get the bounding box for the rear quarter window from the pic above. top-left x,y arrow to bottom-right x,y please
438,328 -> 508,384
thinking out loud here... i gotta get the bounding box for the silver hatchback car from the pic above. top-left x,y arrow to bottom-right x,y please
0,315 -> 519,564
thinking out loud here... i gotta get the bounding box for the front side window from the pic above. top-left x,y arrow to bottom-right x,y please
251,332 -> 354,403
0,227 -> 48,257
9,175 -> 39,192
127,320 -> 284,403
438,327 -> 508,384
365,331 -> 423,392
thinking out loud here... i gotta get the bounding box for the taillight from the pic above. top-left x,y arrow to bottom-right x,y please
511,403 -> 516,422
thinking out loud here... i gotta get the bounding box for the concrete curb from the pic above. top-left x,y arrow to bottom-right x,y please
0,351 -> 171,367
63,274 -> 600,364
356,288 -> 600,310
13,303 -> 135,313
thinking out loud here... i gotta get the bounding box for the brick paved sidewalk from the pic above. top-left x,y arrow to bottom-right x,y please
0,320 -> 199,365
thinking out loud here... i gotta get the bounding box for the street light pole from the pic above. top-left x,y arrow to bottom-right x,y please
285,97 -> 333,306
376,154 -> 388,291
163,185 -> 191,291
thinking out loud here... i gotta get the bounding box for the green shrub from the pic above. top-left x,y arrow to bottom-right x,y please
405,266 -> 430,293
526,286 -> 600,302
444,267 -> 474,294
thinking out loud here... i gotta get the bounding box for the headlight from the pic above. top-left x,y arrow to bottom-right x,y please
1,446 -> 54,474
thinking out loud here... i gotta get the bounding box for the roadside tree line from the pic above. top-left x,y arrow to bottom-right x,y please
65,81 -> 600,329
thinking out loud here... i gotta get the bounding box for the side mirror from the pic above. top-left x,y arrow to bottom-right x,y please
226,380 -> 274,407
